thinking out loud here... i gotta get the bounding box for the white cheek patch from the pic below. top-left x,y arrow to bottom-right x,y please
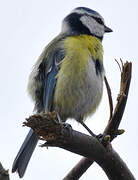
80,15 -> 104,37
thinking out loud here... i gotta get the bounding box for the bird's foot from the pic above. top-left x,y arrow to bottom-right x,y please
55,112 -> 72,135
60,122 -> 72,135
96,133 -> 103,140
96,133 -> 105,143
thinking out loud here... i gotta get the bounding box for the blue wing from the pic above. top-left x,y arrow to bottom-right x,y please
12,48 -> 64,177
43,48 -> 64,112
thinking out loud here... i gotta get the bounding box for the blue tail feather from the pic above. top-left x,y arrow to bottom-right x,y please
12,129 -> 38,178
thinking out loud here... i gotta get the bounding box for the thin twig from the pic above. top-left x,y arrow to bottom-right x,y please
115,59 -> 122,72
104,76 -> 113,121
104,61 -> 132,140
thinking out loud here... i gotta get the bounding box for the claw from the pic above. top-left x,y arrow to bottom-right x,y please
60,122 -> 72,136
56,112 -> 72,135
96,133 -> 103,140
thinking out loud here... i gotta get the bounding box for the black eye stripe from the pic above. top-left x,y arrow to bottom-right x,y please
92,16 -> 104,25
67,12 -> 104,26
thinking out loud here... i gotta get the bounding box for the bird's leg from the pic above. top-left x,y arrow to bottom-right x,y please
56,112 -> 72,131
80,121 -> 104,140
80,121 -> 97,137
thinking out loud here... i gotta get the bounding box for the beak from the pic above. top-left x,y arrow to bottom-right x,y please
104,25 -> 113,33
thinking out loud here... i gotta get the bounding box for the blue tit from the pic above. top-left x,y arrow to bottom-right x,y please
12,7 -> 112,178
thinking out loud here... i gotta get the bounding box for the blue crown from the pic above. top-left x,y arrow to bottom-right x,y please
75,7 -> 100,16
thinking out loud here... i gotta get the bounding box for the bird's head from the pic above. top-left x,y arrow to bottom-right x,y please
61,7 -> 113,40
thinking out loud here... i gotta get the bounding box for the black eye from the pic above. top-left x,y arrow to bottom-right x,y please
93,17 -> 104,25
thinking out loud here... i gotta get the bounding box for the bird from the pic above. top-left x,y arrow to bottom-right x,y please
12,7 -> 112,178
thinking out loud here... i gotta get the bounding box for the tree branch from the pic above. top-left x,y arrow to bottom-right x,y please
63,158 -> 92,180
0,162 -> 10,180
24,111 -> 135,180
104,61 -> 132,140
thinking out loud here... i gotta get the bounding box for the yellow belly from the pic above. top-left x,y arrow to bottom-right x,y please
53,35 -> 103,121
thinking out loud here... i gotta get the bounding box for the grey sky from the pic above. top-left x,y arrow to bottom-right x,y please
0,0 -> 138,179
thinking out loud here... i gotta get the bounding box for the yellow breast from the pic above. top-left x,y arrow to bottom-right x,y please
64,34 -> 103,62
57,35 -> 103,80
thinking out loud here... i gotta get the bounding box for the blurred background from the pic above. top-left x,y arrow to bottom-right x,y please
0,0 -> 137,179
